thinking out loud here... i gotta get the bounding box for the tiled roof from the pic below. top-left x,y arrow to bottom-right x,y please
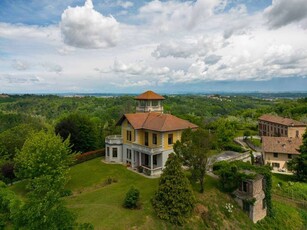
135,91 -> 165,100
117,113 -> 198,132
258,114 -> 306,127
262,136 -> 302,154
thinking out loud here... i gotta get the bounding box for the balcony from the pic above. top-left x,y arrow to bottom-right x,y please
105,135 -> 123,145
131,142 -> 163,154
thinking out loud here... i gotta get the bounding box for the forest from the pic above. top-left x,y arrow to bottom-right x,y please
1,93 -> 307,157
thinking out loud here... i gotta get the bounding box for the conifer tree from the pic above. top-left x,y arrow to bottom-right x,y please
288,130 -> 307,181
151,153 -> 195,225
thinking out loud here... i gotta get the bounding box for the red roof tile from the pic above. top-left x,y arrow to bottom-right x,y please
258,114 -> 306,127
117,113 -> 198,132
262,136 -> 302,154
135,91 -> 165,100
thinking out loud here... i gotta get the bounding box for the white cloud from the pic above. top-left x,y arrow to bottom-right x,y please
41,63 -> 63,74
204,54 -> 221,65
0,22 -> 60,41
56,45 -> 75,55
113,79 -> 153,87
60,0 -> 120,49
152,36 -> 226,58
0,74 -> 40,84
117,1 -> 134,9
138,0 -> 223,32
12,60 -> 29,71
105,59 -> 170,75
264,0 -> 307,29
2,0 -> 307,93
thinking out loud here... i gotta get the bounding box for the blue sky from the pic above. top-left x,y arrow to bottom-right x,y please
1,0 -> 307,93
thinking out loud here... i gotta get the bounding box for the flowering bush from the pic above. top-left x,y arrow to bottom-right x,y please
224,203 -> 234,217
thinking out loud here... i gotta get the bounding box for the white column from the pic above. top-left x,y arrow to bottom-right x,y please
139,152 -> 142,166
151,154 -> 153,174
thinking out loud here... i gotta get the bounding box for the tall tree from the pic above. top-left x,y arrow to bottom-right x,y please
288,130 -> 307,182
174,128 -> 214,193
14,131 -> 76,229
0,124 -> 43,160
215,119 -> 236,149
151,153 -> 195,225
55,114 -> 98,153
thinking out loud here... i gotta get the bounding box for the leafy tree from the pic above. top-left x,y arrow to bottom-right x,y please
123,186 -> 140,209
174,128 -> 214,193
215,119 -> 236,149
55,114 -> 98,153
0,181 -> 22,227
288,130 -> 307,182
0,124 -> 42,160
14,176 -> 75,230
15,131 -> 72,179
14,131 -> 76,229
151,154 -> 195,225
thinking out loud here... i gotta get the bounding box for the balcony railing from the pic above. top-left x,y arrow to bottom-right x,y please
136,105 -> 163,112
105,135 -> 123,145
131,142 -> 163,154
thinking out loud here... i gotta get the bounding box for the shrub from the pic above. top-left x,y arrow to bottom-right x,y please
224,143 -> 244,153
137,166 -> 143,173
123,186 -> 140,209
74,149 -> 105,164
61,189 -> 72,197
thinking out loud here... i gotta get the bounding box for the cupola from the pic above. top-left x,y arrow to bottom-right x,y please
135,90 -> 165,113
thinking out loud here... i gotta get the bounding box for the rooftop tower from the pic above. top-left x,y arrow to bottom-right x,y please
135,90 -> 165,113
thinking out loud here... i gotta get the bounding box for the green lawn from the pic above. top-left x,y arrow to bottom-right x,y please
64,158 -> 173,229
9,158 -> 307,229
272,174 -> 307,201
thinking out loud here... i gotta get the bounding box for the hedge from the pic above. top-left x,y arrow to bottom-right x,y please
74,149 -> 105,165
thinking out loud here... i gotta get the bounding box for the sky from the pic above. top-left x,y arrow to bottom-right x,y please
0,0 -> 307,94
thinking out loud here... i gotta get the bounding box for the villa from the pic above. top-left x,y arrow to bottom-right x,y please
105,90 -> 198,176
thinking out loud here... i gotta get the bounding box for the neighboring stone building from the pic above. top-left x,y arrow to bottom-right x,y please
262,136 -> 302,171
233,171 -> 267,223
105,90 -> 198,176
258,114 -> 306,138
258,114 -> 305,172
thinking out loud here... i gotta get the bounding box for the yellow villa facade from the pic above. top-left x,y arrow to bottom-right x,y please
105,91 -> 197,176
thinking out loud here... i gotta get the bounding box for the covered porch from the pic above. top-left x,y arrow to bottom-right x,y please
132,151 -> 163,176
